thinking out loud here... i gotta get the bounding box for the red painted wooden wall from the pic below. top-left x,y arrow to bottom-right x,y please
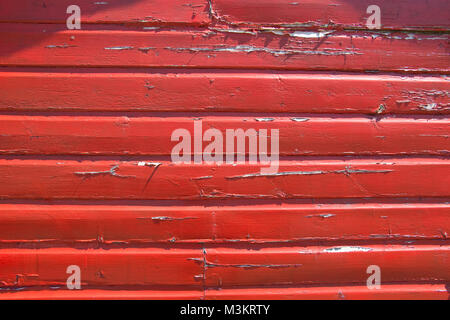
0,0 -> 449,300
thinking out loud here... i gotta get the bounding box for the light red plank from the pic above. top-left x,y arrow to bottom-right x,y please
205,284 -> 450,300
0,0 -> 209,25
211,0 -> 450,31
1,25 -> 448,72
0,71 -> 448,114
202,245 -> 450,287
0,158 -> 448,200
1,284 -> 447,300
1,246 -> 447,291
0,289 -> 203,300
0,202 -> 448,243
0,115 -> 448,156
0,248 -> 203,287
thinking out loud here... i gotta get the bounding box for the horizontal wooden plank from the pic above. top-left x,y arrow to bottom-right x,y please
0,284 -> 447,300
0,248 -> 203,287
1,246 -> 447,289
0,202 -> 448,243
0,289 -> 203,300
211,0 -> 450,31
202,245 -> 450,287
0,115 -> 448,156
0,158 -> 448,200
0,0 -> 209,25
205,284 -> 450,300
1,0 -> 448,32
1,25 -> 448,72
1,1 -> 447,302
0,71 -> 448,114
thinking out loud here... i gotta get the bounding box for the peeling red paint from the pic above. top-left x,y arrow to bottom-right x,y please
0,0 -> 448,300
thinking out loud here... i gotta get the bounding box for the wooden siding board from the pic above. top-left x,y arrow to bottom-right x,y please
205,284 -> 450,300
0,158 -> 448,200
0,115 -> 449,156
1,25 -> 448,73
2,0 -> 448,31
0,246 -> 448,288
0,0 -> 449,300
1,71 -> 448,114
0,0 -> 210,25
0,202 -> 448,243
202,245 -> 450,287
1,284 -> 448,300
0,248 -> 203,287
210,0 -> 450,31
0,289 -> 204,300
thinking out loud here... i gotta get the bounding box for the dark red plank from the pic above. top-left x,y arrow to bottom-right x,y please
0,0 -> 209,25
211,0 -> 450,31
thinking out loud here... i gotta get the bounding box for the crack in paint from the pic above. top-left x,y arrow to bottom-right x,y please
136,216 -> 198,221
164,45 -> 361,57
226,170 -> 326,179
138,47 -> 156,53
191,176 -> 213,180
139,162 -> 162,192
290,117 -> 310,122
255,118 -> 275,122
104,46 -> 134,50
376,104 -> 386,114
45,44 -> 76,49
306,214 -> 336,218
226,166 -> 393,180
74,165 -> 135,179
188,258 -> 302,269
324,246 -> 373,253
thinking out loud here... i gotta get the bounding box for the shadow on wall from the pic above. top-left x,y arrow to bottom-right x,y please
0,0 -> 210,59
